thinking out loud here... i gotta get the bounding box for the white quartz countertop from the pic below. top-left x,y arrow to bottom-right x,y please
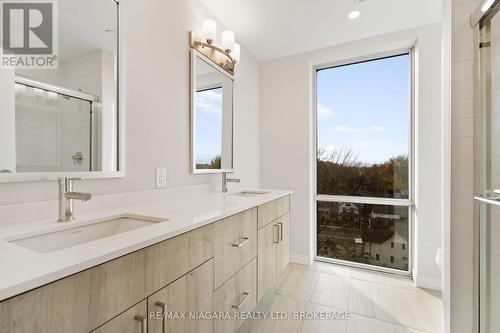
0,189 -> 292,301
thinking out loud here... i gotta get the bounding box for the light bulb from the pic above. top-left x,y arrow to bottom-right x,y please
232,43 -> 241,63
222,31 -> 235,53
202,19 -> 216,44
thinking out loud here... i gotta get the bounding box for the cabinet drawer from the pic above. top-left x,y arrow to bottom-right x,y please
148,259 -> 214,333
257,201 -> 276,229
276,196 -> 290,219
214,208 -> 257,288
91,300 -> 147,333
145,224 -> 214,293
258,196 -> 290,229
214,258 -> 257,333
0,269 -> 93,333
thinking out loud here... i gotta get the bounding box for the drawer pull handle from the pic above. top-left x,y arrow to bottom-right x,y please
134,314 -> 146,333
156,302 -> 166,333
273,224 -> 280,244
232,292 -> 251,309
278,222 -> 283,241
232,237 -> 250,248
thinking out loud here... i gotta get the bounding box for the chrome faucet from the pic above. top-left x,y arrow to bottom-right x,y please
58,178 -> 92,222
222,172 -> 240,193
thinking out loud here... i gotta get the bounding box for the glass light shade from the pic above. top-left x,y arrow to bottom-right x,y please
232,43 -> 241,63
202,19 -> 216,43
222,31 -> 235,52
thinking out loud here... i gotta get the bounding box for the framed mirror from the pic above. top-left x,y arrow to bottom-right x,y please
0,0 -> 124,182
190,50 -> 234,173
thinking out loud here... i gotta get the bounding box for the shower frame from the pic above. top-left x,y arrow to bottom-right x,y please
14,75 -> 99,171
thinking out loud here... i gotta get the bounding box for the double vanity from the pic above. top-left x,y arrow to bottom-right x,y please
0,189 -> 291,333
0,2 -> 292,332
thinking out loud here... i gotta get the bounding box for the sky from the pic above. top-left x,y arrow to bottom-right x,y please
317,54 -> 410,165
195,87 -> 223,164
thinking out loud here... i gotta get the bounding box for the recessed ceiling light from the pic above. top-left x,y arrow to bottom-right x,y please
348,10 -> 360,20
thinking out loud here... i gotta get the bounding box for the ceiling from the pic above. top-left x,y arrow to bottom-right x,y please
200,0 -> 443,61
58,0 -> 117,62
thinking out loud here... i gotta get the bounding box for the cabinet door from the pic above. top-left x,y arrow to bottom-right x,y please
91,300 -> 147,333
148,259 -> 214,333
214,258 -> 257,333
276,213 -> 290,283
257,222 -> 279,302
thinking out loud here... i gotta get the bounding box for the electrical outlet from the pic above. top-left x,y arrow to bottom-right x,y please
156,168 -> 167,188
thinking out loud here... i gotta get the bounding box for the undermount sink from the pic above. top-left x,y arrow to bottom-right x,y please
229,190 -> 270,198
8,214 -> 168,253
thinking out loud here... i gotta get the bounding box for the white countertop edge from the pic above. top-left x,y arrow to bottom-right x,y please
0,189 -> 292,301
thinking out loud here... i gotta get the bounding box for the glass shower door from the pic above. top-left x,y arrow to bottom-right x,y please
15,85 -> 93,172
477,3 -> 500,333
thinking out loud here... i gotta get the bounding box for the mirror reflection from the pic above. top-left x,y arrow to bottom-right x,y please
0,0 -> 118,174
192,52 -> 233,172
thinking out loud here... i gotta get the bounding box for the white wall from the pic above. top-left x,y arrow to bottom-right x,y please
260,24 -> 444,289
0,0 -> 261,206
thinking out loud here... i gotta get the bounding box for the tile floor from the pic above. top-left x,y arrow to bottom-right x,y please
241,262 -> 442,333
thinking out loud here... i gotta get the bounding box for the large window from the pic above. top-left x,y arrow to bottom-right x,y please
315,52 -> 413,273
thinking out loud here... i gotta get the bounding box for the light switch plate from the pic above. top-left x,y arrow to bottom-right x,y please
156,168 -> 167,188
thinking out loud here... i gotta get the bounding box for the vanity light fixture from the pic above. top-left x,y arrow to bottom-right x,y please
190,20 -> 239,75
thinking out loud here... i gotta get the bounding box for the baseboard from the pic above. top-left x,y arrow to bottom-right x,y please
290,252 -> 312,266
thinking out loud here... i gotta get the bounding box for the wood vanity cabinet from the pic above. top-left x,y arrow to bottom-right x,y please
0,196 -> 290,333
0,226 -> 214,333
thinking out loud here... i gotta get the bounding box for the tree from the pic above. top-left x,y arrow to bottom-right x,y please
196,155 -> 221,169
317,146 -> 409,199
